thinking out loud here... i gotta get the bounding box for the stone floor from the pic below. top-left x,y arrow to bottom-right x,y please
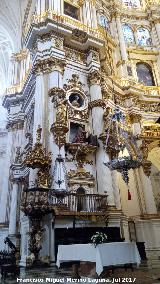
0,265 -> 160,284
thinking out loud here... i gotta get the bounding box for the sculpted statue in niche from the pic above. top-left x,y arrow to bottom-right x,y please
70,122 -> 86,143
69,122 -> 99,146
72,126 -> 86,143
69,93 -> 84,109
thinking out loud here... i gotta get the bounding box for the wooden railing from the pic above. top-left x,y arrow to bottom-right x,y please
21,189 -> 108,216
49,192 -> 108,213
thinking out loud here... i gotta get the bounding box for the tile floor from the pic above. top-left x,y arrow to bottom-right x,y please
0,265 -> 160,284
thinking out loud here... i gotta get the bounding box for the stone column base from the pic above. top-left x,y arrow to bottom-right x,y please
107,207 -> 122,227
146,249 -> 160,269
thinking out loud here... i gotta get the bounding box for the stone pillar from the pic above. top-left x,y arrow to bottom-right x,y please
138,167 -> 157,214
32,72 -> 48,144
9,181 -> 19,235
0,130 -> 13,223
115,15 -> 128,77
48,58 -> 66,169
53,0 -> 62,13
90,1 -> 97,28
155,22 -> 160,43
130,113 -> 142,136
88,70 -> 115,206
84,0 -> 92,27
0,121 -> 24,223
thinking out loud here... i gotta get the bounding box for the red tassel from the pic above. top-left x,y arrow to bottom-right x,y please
128,190 -> 131,200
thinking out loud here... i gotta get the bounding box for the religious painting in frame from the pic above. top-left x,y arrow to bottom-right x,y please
64,1 -> 79,20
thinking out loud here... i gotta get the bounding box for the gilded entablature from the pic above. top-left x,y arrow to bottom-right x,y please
133,98 -> 160,113
65,47 -> 86,64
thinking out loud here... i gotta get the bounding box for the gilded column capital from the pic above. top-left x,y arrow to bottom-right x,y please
88,70 -> 101,86
89,99 -> 106,109
33,57 -> 66,75
129,113 -> 142,124
142,160 -> 152,177
7,121 -> 24,131
48,87 -> 65,104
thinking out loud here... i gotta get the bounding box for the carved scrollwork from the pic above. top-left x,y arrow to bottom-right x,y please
64,74 -> 84,92
89,99 -> 106,109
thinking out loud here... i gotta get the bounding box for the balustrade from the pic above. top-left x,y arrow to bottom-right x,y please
21,188 -> 108,216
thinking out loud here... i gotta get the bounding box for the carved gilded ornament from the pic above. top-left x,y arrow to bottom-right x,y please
72,29 -> 88,44
64,74 -> 84,92
129,113 -> 142,124
24,126 -> 52,169
68,169 -> 95,188
138,123 -> 160,176
66,143 -> 97,170
15,147 -> 22,164
50,104 -> 69,148
65,47 -> 86,64
48,87 -> 66,105
33,58 -> 66,75
67,89 -> 88,113
11,49 -> 28,62
88,70 -> 101,86
64,0 -> 84,7
68,107 -> 89,121
89,99 -> 106,109
37,169 -> 52,188
142,160 -> 152,177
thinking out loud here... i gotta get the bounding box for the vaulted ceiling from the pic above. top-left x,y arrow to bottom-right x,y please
0,0 -> 28,93
0,0 -> 28,126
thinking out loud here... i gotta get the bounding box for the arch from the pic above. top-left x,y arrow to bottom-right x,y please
123,24 -> 135,44
137,27 -> 152,46
136,62 -> 155,86
122,0 -> 141,8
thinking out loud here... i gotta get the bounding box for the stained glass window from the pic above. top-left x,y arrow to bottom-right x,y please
99,15 -> 110,33
123,25 -> 135,44
123,0 -> 141,8
136,63 -> 155,86
137,28 -> 152,46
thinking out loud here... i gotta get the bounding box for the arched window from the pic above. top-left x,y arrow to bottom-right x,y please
123,24 -> 135,44
136,63 -> 155,86
99,15 -> 110,33
137,28 -> 152,46
122,0 -> 141,8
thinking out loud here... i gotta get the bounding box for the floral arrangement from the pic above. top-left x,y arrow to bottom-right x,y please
91,231 -> 108,247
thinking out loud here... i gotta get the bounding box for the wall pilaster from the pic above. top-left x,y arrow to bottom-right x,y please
88,70 -> 116,206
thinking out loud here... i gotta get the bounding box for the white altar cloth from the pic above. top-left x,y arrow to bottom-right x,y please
56,242 -> 141,275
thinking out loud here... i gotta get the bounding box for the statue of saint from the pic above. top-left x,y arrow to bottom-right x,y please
56,104 -> 66,124
72,126 -> 86,143
71,94 -> 81,108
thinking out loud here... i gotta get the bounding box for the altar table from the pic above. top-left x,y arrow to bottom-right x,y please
56,242 -> 141,275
